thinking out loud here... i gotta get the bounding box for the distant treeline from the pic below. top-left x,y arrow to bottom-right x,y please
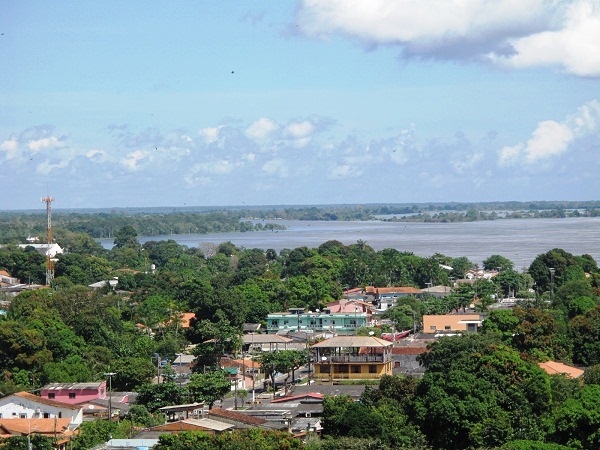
1,200 -> 599,242
0,210 -> 285,243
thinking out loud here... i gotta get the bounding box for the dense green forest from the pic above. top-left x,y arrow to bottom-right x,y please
1,200 -> 600,242
1,220 -> 599,449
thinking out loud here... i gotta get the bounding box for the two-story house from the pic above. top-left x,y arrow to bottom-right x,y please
41,381 -> 107,405
311,335 -> 393,381
267,308 -> 368,335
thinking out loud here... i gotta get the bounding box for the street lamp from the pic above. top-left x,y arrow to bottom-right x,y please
27,420 -> 36,450
103,372 -> 116,421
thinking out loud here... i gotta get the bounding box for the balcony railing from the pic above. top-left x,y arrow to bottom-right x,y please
328,355 -> 386,363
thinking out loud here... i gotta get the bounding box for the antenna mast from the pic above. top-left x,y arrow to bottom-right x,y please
41,195 -> 55,286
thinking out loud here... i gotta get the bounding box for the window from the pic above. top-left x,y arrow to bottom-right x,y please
445,325 -> 451,330
20,413 -> 27,418
0,413 -> 2,418
283,320 -> 289,325
320,365 -> 330,374
351,365 -> 361,374
48,393 -> 55,399
271,320 -> 278,327
43,413 -> 50,418
394,361 -> 401,368
69,393 -> 76,399
369,365 -> 377,374
429,325 -> 437,331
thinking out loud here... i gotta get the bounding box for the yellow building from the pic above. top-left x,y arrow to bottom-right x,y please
311,336 -> 393,381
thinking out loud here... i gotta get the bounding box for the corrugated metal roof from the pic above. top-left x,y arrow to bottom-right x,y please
242,334 -> 293,344
311,335 -> 392,348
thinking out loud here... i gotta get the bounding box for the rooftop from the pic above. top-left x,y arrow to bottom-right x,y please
311,335 -> 392,348
11,392 -> 81,410
206,408 -> 268,426
539,361 -> 585,378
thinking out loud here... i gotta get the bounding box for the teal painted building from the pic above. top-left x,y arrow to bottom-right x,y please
267,308 -> 368,335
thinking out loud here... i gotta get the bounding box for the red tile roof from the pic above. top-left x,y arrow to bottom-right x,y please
539,361 -> 584,378
0,418 -> 73,437
178,313 -> 196,328
13,392 -> 81,410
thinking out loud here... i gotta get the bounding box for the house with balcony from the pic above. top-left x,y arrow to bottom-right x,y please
266,309 -> 368,335
311,336 -> 393,381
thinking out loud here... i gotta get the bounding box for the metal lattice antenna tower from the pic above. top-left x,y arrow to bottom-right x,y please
41,195 -> 55,286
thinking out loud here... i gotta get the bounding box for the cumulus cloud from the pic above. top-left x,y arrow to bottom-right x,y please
86,149 -> 106,161
0,139 -> 19,160
492,1 -> 600,76
122,150 -> 151,171
198,126 -> 221,144
286,120 -> 314,138
499,100 -> 600,165
245,118 -> 279,140
28,136 -> 66,152
36,159 -> 69,175
297,0 -> 600,76
262,158 -> 289,177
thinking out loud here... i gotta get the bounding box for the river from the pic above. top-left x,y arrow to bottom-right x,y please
98,217 -> 600,269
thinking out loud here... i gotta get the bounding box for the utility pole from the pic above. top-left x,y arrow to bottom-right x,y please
41,195 -> 55,286
103,372 -> 116,421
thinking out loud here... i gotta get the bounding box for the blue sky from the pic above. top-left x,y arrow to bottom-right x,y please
2,1 -> 600,209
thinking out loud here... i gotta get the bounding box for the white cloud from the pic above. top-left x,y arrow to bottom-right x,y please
499,100 -> 600,165
122,150 -> 150,171
298,0 -> 600,76
493,1 -> 600,76
0,139 -> 19,160
198,127 -> 221,144
245,118 -> 278,140
262,158 -> 289,177
286,120 -> 314,138
329,164 -> 362,179
198,160 -> 235,175
86,149 -> 106,160
36,159 -> 69,175
28,136 -> 66,152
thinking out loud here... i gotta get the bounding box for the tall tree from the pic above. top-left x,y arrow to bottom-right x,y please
187,370 -> 231,409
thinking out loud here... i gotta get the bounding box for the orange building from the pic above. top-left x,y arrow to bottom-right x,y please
422,314 -> 481,334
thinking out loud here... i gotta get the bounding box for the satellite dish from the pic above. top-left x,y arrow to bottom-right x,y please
88,405 -> 95,409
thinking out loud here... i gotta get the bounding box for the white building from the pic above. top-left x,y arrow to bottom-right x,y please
0,392 -> 83,430
18,243 -> 64,258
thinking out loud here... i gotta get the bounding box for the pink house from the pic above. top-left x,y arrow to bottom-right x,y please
41,382 -> 107,405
